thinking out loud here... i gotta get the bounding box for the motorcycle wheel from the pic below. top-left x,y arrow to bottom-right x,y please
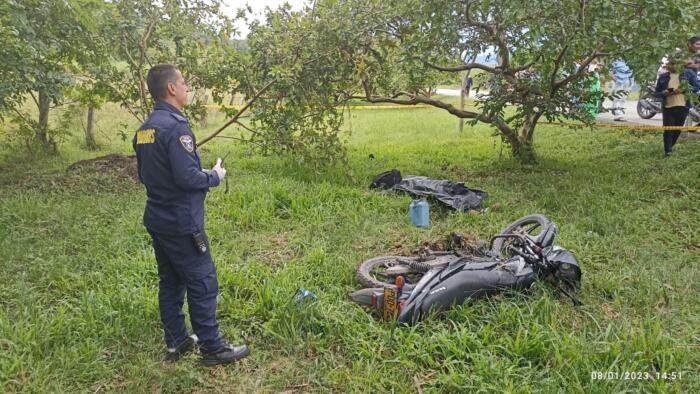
356,256 -> 421,288
683,109 -> 700,131
636,95 -> 657,119
490,214 -> 551,258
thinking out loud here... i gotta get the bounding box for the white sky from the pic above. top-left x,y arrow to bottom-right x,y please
222,0 -> 310,37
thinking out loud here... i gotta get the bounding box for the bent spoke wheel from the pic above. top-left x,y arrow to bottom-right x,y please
491,214 -> 551,258
356,256 -> 423,288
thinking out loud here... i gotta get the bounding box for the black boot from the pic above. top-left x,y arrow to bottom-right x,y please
201,342 -> 250,366
165,336 -> 196,362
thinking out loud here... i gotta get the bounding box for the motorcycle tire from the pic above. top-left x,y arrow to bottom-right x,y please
490,214 -> 551,258
683,109 -> 700,131
636,94 -> 657,119
356,255 -> 417,288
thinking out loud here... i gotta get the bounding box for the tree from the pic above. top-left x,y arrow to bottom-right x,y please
65,0 -> 118,150
197,2 -> 354,165
0,0 -> 97,151
0,0 -> 242,151
249,0 -> 700,163
97,0 -> 238,123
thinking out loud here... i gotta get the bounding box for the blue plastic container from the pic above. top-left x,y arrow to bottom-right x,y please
409,199 -> 430,228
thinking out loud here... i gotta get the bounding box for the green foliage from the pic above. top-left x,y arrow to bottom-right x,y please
95,0 -> 239,122
0,0 -> 244,151
3,0 -> 700,163
233,3 -> 358,166
1,106 -> 699,392
0,0 -> 85,111
0,0 -> 98,149
251,0 -> 700,162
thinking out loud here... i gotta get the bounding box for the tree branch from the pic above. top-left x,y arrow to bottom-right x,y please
351,91 -> 486,121
355,80 -> 519,144
11,108 -> 32,124
29,91 -> 40,108
420,58 -> 497,74
550,45 -> 569,89
464,1 -> 510,69
552,47 -> 601,90
198,79 -> 276,146
419,56 -> 534,78
232,119 -> 263,137
213,134 -> 265,148
136,16 -> 158,114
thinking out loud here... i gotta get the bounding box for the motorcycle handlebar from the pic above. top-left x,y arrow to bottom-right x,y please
491,234 -> 549,268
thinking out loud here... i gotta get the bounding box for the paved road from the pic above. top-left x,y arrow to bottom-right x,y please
596,98 -> 662,126
435,88 -> 662,126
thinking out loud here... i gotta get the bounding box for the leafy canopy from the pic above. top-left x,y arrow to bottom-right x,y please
248,0 -> 700,162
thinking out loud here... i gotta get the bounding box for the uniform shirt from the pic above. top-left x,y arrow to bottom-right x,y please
611,60 -> 632,83
133,100 -> 220,235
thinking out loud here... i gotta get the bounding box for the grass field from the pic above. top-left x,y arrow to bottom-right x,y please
1,102 -> 699,393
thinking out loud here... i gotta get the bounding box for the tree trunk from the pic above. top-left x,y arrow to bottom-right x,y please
458,71 -> 474,133
512,122 -> 538,163
137,69 -> 150,116
459,76 -> 466,133
37,90 -> 52,150
200,93 -> 209,128
490,119 -> 537,163
458,55 -> 477,133
86,106 -> 98,150
510,137 -> 536,163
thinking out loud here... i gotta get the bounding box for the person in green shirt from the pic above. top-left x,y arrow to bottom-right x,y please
584,58 -> 602,118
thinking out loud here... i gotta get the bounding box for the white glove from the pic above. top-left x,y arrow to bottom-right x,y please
212,157 -> 226,181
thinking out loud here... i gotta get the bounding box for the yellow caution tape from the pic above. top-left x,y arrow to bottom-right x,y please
204,104 -> 432,110
541,121 -> 700,132
341,104 -> 432,110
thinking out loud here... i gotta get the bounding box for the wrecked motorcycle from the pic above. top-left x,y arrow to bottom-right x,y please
350,214 -> 582,324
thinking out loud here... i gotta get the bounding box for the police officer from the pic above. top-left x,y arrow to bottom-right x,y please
133,64 -> 249,365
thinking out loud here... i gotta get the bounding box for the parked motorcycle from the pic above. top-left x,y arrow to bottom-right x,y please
350,214 -> 582,325
636,84 -> 662,119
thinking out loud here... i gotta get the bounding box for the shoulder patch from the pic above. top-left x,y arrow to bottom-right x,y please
136,128 -> 156,144
170,112 -> 188,123
179,135 -> 195,153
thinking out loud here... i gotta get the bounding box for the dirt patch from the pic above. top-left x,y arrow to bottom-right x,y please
68,154 -> 139,181
601,303 -> 620,319
391,232 -> 488,257
414,232 -> 487,256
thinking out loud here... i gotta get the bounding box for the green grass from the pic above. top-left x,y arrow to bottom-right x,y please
1,104 -> 699,393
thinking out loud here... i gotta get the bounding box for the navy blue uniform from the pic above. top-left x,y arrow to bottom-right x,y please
133,100 -> 224,352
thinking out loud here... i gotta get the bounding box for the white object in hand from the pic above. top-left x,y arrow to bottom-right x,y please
212,157 -> 226,181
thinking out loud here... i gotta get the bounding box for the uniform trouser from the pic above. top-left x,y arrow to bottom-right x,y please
611,80 -> 631,116
662,106 -> 689,153
148,230 -> 224,352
